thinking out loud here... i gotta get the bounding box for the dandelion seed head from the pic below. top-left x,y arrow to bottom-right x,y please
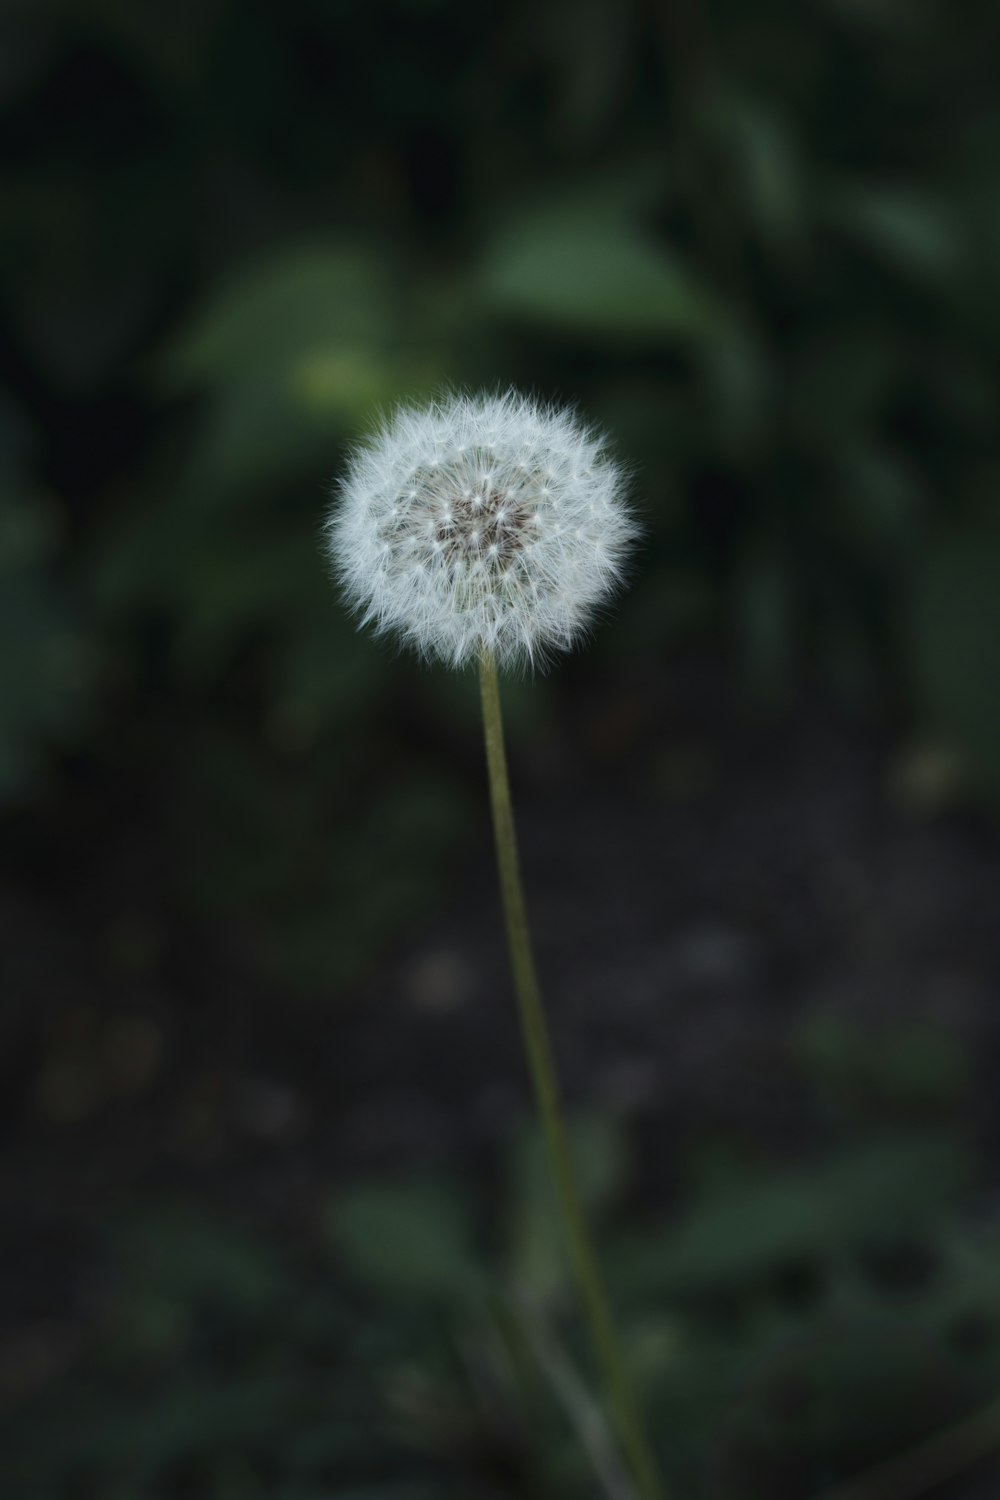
324,390 -> 636,670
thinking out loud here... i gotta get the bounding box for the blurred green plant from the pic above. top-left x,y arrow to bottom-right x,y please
793,1013 -> 970,1120
2,0 -> 998,993
4,7 -> 1000,1489
0,397 -> 91,800
5,1113 -> 1000,1499
909,523 -> 1000,802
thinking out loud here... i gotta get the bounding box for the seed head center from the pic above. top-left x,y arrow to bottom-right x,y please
377,449 -> 546,582
435,484 -> 533,569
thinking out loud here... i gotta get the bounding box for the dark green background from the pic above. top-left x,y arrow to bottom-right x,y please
3,2 -> 1000,1496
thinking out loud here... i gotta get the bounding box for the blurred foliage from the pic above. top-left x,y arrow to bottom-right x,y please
793,1011 -> 971,1118
5,1082 -> 1000,1498
0,395 -> 90,796
910,524 -> 1000,802
2,0 -> 1000,978
3,3 -> 1000,1492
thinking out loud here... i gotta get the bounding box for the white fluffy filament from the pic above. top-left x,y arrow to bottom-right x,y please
325,390 -> 635,671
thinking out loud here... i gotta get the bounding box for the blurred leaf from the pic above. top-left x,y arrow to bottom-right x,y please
176,372 -> 338,495
0,403 -> 91,799
909,524 -> 1000,797
161,245 -> 395,387
328,1177 -> 482,1304
110,1208 -> 288,1356
717,1306 -> 975,1498
478,210 -> 730,344
712,94 -> 805,252
922,1226 -> 1000,1359
793,1014 -> 969,1114
836,441 -> 923,551
701,323 -> 775,452
825,183 -> 963,282
157,243 -> 444,497
613,1135 -> 974,1298
506,1114 -> 629,1301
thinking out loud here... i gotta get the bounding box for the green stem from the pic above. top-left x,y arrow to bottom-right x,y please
478,650 -> 664,1500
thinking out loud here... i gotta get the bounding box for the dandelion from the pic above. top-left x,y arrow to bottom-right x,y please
325,389 -> 636,670
325,390 -> 662,1499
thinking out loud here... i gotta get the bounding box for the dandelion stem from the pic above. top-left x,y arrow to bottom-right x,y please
478,649 -> 664,1500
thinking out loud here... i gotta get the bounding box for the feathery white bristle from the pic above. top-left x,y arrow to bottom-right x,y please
324,390 -> 636,671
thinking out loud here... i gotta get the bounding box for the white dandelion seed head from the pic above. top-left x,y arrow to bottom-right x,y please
324,390 -> 636,670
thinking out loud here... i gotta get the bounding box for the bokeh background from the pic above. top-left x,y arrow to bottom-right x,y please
3,1 -> 1000,1496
